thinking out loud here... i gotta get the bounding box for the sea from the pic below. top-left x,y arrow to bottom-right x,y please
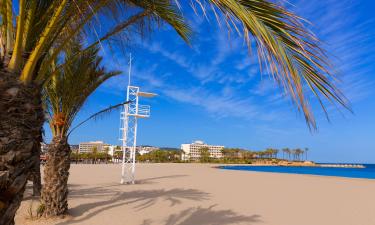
220,164 -> 375,179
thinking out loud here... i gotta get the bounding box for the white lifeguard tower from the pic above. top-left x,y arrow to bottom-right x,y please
120,55 -> 156,184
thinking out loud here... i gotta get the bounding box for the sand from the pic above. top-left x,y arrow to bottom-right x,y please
15,163 -> 375,225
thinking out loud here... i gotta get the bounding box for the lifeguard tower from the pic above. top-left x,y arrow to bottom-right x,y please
120,55 -> 156,184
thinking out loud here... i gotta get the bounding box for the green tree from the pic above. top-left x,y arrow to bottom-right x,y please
273,149 -> 279,159
70,149 -> 79,164
104,147 -> 110,163
290,149 -> 296,161
282,148 -> 290,160
287,149 -> 292,161
41,41 -> 120,216
291,149 -> 303,161
199,147 -> 211,163
0,1 -> 190,223
305,148 -> 309,161
0,1 -> 351,223
221,148 -> 254,163
242,151 -> 254,161
297,149 -> 304,161
137,149 -> 180,163
114,149 -> 123,162
223,148 -> 246,161
91,146 -> 99,164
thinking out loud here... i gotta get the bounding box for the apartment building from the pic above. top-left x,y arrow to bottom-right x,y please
181,140 -> 224,161
78,141 -> 110,153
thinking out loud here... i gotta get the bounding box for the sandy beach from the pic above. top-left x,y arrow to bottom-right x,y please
15,163 -> 375,225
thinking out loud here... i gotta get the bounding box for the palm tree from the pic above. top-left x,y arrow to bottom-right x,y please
284,148 -> 292,161
265,149 -> 272,158
297,149 -> 300,161
1,0 -> 350,223
0,1 -> 189,223
273,149 -> 279,159
41,41 -> 121,216
282,148 -> 288,160
300,149 -> 305,161
91,146 -> 99,164
305,147 -> 309,161
104,147 -> 110,164
290,149 -> 296,161
294,148 -> 304,161
199,147 -> 211,163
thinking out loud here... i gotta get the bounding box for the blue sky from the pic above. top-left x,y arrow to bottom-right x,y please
45,0 -> 375,163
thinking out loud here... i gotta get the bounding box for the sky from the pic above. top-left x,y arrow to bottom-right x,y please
44,0 -> 375,163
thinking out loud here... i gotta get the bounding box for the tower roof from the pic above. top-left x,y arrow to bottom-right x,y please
138,91 -> 157,98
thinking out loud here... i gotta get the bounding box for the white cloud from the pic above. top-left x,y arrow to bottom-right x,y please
292,0 -> 375,104
142,42 -> 191,69
101,0 -> 375,127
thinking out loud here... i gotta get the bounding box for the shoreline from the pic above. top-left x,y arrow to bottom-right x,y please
208,161 -> 366,168
217,165 -> 375,182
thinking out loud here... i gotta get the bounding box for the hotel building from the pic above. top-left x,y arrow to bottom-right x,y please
78,141 -> 110,153
181,140 -> 224,161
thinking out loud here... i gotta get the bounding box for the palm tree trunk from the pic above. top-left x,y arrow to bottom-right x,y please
0,70 -> 44,225
32,165 -> 42,196
28,140 -> 42,196
32,140 -> 42,196
41,137 -> 71,217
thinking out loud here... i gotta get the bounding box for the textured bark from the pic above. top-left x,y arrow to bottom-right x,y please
31,139 -> 42,196
0,69 -> 44,225
31,165 -> 42,197
41,137 -> 70,217
27,140 -> 42,197
32,137 -> 42,197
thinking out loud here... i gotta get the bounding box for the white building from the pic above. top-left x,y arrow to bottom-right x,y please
181,140 -> 224,161
137,146 -> 159,155
97,145 -> 157,157
78,141 -> 110,154
107,145 -> 120,157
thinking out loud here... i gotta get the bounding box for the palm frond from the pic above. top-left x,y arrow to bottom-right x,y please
32,0 -> 192,84
44,40 -> 122,137
1,0 -> 350,129
186,0 -> 350,129
68,101 -> 131,137
128,0 -> 192,43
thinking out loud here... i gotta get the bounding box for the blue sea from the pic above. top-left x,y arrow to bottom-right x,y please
220,164 -> 375,179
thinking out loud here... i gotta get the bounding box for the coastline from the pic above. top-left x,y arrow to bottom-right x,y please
16,163 -> 375,225
213,161 -> 365,168
218,165 -> 375,181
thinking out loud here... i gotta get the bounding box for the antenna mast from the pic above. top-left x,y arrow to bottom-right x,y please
128,53 -> 132,86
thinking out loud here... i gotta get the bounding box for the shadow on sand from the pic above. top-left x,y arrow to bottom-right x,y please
56,186 -> 209,225
164,204 -> 261,225
142,204 -> 261,225
51,173 -> 261,225
135,175 -> 189,185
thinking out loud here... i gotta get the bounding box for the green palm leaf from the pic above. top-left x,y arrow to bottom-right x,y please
191,0 -> 350,129
1,0 -> 350,129
43,40 -> 121,137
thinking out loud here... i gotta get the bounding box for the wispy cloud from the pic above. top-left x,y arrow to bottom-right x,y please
142,42 -> 191,69
161,86 -> 281,121
101,0 -> 375,127
292,0 -> 375,104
